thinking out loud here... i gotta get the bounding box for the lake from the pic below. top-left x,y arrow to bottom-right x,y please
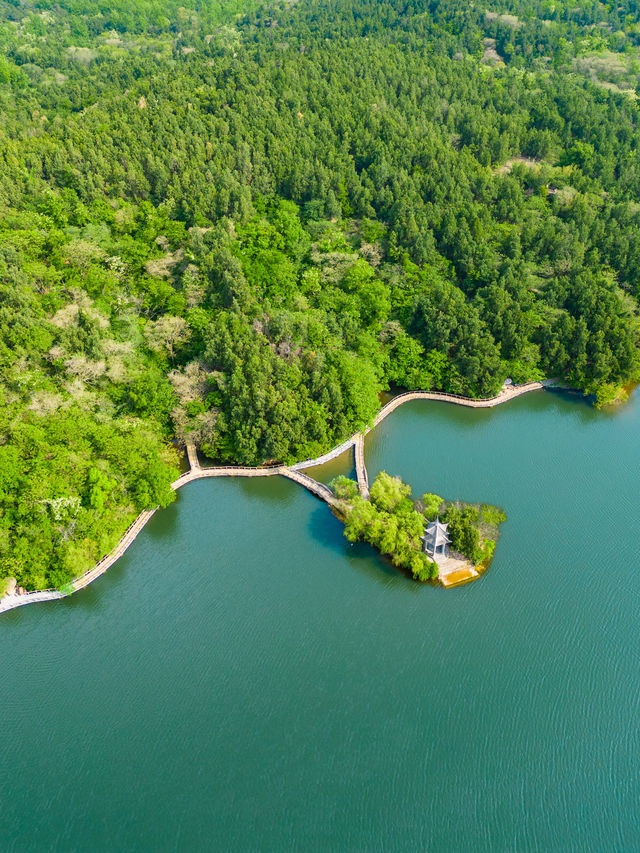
2,388 -> 639,852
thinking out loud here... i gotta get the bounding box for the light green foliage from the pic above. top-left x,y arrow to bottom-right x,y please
329,476 -> 360,501
421,493 -> 444,521
369,471 -> 411,513
480,505 -> 507,527
479,539 -> 496,566
86,468 -> 116,513
344,497 -> 378,542
0,406 -> 178,589
411,553 -> 437,583
590,382 -> 634,409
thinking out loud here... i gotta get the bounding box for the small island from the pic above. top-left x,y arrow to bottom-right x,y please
330,472 -> 505,587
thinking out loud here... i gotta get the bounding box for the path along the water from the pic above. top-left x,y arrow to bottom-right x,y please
0,380 -> 554,614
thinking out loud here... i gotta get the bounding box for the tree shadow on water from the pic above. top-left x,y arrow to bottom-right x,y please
145,501 -> 180,543
545,386 -> 594,410
306,504 -> 413,588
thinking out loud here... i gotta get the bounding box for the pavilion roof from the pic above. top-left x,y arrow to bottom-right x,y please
423,518 -> 451,545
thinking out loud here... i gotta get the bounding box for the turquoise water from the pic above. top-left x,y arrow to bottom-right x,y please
2,389 -> 640,852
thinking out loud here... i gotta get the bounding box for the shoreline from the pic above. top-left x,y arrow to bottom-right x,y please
0,380 -> 555,615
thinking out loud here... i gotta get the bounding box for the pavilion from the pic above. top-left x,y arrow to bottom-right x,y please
422,518 -> 451,560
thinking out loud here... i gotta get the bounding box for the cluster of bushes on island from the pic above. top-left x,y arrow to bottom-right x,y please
424,495 -> 506,567
331,472 -> 438,581
331,472 -> 505,581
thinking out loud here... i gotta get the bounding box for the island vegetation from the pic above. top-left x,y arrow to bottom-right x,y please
331,473 -> 505,582
1,0 -> 640,591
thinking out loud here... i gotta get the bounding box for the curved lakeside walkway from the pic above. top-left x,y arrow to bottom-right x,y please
1,380 -> 555,614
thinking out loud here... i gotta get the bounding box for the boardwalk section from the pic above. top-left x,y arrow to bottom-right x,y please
0,588 -> 64,613
281,469 -> 339,507
291,436 -> 356,471
370,380 -> 551,430
173,464 -> 283,489
354,433 -> 369,499
185,442 -> 200,470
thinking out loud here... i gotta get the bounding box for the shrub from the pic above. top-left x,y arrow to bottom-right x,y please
480,504 -> 506,526
329,475 -> 360,501
443,504 -> 482,562
370,470 -> 411,512
421,492 -> 443,520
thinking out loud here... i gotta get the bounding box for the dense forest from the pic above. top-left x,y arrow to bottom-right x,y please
2,0 -> 640,589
